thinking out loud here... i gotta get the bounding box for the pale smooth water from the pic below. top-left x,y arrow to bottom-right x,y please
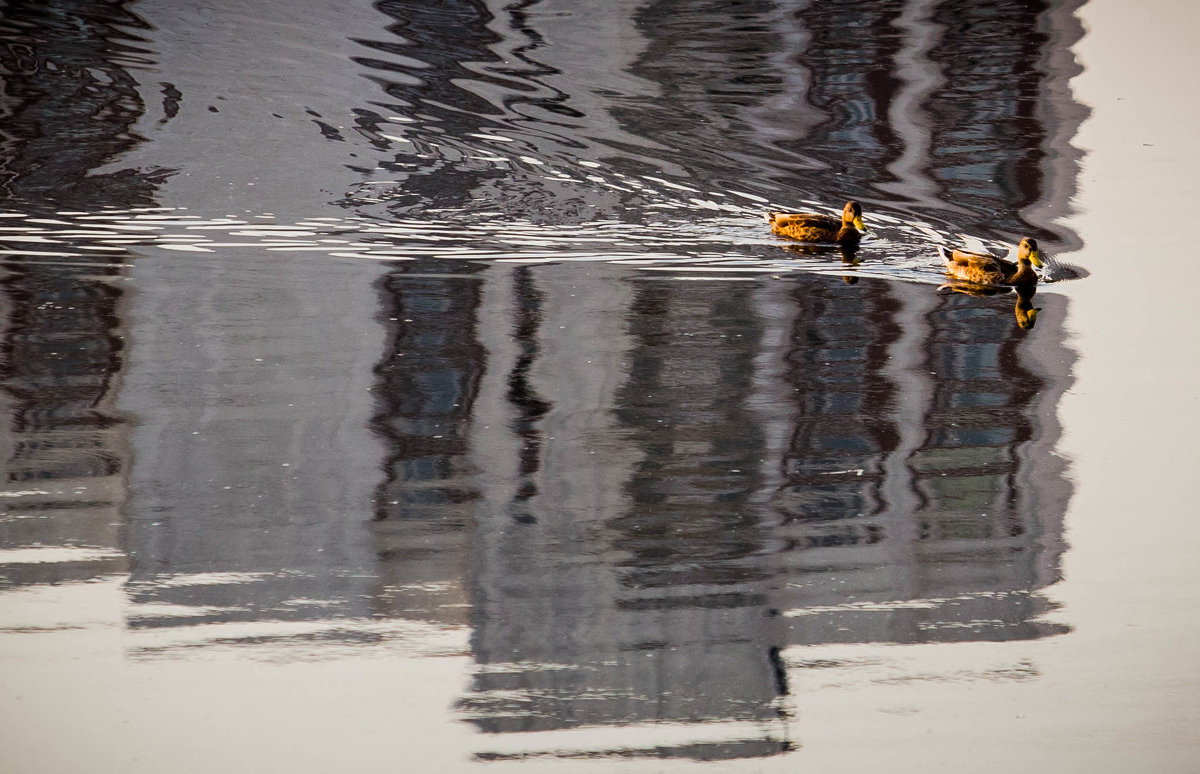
1,0 -> 1198,771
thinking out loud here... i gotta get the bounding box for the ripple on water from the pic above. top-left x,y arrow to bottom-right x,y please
0,189 -> 1063,289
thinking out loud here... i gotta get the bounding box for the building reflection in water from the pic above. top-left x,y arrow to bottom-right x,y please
369,261 -> 487,627
382,265 -> 1068,760
0,1 -> 158,591
0,261 -> 131,588
769,280 -> 1071,647
0,0 -> 1088,765
355,0 -> 1085,762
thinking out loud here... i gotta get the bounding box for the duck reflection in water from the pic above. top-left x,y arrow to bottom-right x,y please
1014,285 -> 1041,329
773,238 -> 863,284
938,280 -> 1043,330
840,247 -> 861,284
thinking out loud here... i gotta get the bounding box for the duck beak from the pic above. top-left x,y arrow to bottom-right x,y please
1030,249 -> 1044,268
852,216 -> 865,232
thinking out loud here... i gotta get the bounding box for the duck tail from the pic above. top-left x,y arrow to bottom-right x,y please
936,244 -> 952,264
764,212 -> 777,224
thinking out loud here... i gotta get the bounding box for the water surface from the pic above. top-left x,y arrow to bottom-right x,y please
4,0 -> 1184,770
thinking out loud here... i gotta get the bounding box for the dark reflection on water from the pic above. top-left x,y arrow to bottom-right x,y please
0,1 -> 164,208
0,1 -> 155,590
431,268 -> 1069,757
772,279 -> 1070,645
0,261 -> 130,586
370,261 -> 485,627
0,0 -> 1087,764
347,0 -> 1085,248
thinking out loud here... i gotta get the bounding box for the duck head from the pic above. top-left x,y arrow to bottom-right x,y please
1017,237 -> 1044,268
842,201 -> 865,232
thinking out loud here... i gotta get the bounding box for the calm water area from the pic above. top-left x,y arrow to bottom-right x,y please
1,0 -> 1198,771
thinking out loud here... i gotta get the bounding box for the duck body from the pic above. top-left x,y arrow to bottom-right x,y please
767,200 -> 865,246
939,237 -> 1043,288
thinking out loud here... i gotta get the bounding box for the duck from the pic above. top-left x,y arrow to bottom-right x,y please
766,201 -> 865,246
938,237 -> 1043,287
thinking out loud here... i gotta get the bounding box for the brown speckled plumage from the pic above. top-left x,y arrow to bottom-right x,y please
940,237 -> 1043,287
767,201 -> 865,246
